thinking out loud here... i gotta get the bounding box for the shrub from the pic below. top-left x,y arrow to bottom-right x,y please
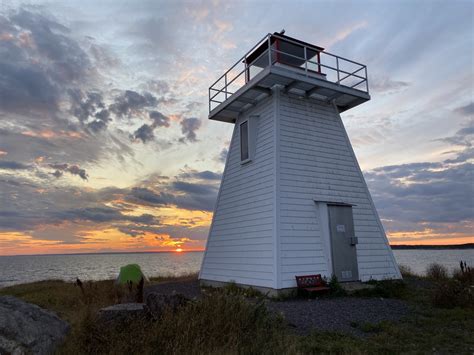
398,264 -> 417,278
431,278 -> 473,309
328,275 -> 347,297
219,281 -> 265,298
426,263 -> 448,280
354,279 -> 406,299
431,262 -> 474,309
453,266 -> 474,285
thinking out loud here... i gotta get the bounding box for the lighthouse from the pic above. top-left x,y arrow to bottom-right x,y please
199,32 -> 401,294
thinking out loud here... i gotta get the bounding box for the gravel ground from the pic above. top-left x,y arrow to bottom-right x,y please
145,280 -> 411,335
266,297 -> 410,335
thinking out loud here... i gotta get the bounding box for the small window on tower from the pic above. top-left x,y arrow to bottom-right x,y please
240,120 -> 249,162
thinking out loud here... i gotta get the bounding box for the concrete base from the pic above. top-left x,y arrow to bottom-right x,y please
199,279 -> 297,298
200,279 -> 378,297
340,281 -> 375,293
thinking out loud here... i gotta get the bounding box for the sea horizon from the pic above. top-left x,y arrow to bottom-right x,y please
1,243 -> 473,258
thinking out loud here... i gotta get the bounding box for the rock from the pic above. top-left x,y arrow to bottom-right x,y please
0,296 -> 70,355
146,292 -> 189,319
98,303 -> 148,324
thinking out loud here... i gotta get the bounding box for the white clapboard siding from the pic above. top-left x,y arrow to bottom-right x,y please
200,96 -> 276,287
201,87 -> 400,291
277,93 -> 400,287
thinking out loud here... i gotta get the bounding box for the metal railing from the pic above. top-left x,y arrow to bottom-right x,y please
209,33 -> 369,112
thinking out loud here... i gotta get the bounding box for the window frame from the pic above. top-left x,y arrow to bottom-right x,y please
240,120 -> 250,164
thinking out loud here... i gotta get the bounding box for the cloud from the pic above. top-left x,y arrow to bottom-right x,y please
178,170 -> 222,180
370,75 -> 411,94
185,101 -> 203,113
218,148 -> 228,163
0,160 -> 30,170
325,21 -> 368,48
366,144 -> 473,242
149,111 -> 170,127
68,89 -> 110,132
444,148 -> 474,164
172,181 -> 217,195
454,102 -> 474,116
0,9 -> 93,115
131,111 -> 170,143
0,166 -> 219,234
49,163 -> 88,180
0,8 -> 137,168
117,223 -> 208,244
0,176 -> 158,233
180,117 -> 201,142
56,207 -> 157,224
129,187 -> 172,206
109,90 -> 158,118
438,125 -> 474,147
132,124 -> 155,143
127,172 -> 219,212
142,80 -> 170,96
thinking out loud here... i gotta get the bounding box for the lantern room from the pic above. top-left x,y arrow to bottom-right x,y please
244,32 -> 325,81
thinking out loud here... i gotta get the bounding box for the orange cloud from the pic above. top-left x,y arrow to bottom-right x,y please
22,130 -> 83,139
388,227 -> 474,246
0,224 -> 205,256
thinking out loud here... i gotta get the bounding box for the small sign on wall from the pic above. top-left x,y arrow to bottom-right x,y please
342,270 -> 352,279
336,224 -> 346,233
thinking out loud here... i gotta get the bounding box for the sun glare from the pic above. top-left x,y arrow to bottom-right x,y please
175,248 -> 183,253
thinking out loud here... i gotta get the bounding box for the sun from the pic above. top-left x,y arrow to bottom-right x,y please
175,248 -> 183,253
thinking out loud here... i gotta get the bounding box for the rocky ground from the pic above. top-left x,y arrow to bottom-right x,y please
0,296 -> 70,354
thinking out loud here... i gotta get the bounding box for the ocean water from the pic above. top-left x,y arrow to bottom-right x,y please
0,249 -> 472,288
0,252 -> 203,288
392,249 -> 473,275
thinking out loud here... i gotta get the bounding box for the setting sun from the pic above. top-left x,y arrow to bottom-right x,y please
175,248 -> 183,253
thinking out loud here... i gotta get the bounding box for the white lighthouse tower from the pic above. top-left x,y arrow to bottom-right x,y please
199,32 -> 401,294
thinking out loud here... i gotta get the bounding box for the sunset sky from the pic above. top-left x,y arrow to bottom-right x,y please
0,0 -> 472,255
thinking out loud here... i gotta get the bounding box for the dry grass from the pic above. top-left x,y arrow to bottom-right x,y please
65,293 -> 292,355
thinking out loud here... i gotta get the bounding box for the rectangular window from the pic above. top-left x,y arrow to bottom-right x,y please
240,121 -> 249,161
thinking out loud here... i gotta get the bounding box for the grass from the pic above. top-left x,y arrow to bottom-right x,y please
426,262 -> 449,280
1,268 -> 473,354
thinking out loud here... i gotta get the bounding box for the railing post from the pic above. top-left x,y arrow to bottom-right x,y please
224,75 -> 228,100
267,35 -> 272,67
245,62 -> 249,83
208,87 -> 211,112
304,46 -> 308,75
336,57 -> 340,85
365,66 -> 369,94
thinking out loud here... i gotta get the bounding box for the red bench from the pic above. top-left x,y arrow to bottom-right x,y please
295,274 -> 330,293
